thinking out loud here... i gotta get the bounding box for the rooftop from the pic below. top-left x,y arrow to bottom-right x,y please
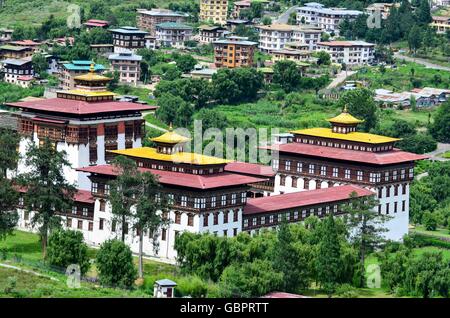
1,58 -> 32,66
266,143 -> 428,165
318,40 -> 375,47
244,185 -> 374,215
108,52 -> 143,61
0,45 -> 31,51
256,23 -> 322,32
225,161 -> 275,177
137,8 -> 188,18
109,26 -> 148,35
110,147 -> 230,166
63,61 -> 105,72
328,109 -> 364,124
77,165 -> 265,190
291,127 -> 399,144
156,22 -> 193,30
151,130 -> 191,144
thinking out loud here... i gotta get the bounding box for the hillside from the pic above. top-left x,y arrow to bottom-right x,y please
0,0 -> 187,27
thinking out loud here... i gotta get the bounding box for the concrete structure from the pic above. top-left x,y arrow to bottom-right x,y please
0,45 -> 33,59
1,58 -> 34,86
110,27 -> 148,53
189,68 -> 217,81
155,22 -> 193,48
200,0 -> 229,25
297,2 -> 363,35
198,25 -> 228,44
316,41 -> 375,66
136,8 -> 188,36
213,36 -> 258,68
257,24 -> 322,53
108,51 -> 142,86
0,29 -> 13,44
375,87 -> 450,109
154,279 -> 177,298
59,60 -> 105,90
365,3 -> 400,20
430,16 -> 450,34
232,0 -> 252,19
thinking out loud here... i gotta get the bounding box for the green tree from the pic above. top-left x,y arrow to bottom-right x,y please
287,12 -> 297,25
219,260 -> 283,297
0,178 -> 18,240
430,101 -> 450,143
316,215 -> 343,297
47,229 -> 90,275
273,60 -> 302,93
422,211 -> 438,231
156,93 -> 187,124
408,25 -> 422,54
262,16 -> 272,26
32,53 -> 49,77
173,53 -> 197,73
337,88 -> 378,132
18,138 -> 76,258
0,128 -> 19,178
175,102 -> 194,127
195,109 -> 228,131
416,0 -> 432,24
316,51 -> 331,65
96,239 -> 137,289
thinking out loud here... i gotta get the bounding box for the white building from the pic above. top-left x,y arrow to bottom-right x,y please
297,2 -> 363,35
108,51 -> 142,86
1,58 -> 34,86
156,22 -> 193,48
316,40 -> 375,66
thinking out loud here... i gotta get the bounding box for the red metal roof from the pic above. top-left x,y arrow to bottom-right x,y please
244,185 -> 374,215
6,98 -> 157,116
17,187 -> 94,204
10,40 -> 40,46
77,165 -> 267,190
267,143 -> 429,165
225,161 -> 275,177
17,75 -> 34,81
84,19 -> 110,27
32,117 -> 67,125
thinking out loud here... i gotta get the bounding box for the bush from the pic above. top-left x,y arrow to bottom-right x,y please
47,229 -> 90,275
335,284 -> 359,298
177,275 -> 209,298
422,211 -> 438,231
96,239 -> 137,289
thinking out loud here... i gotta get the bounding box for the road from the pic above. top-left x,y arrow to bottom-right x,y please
326,70 -> 356,89
425,142 -> 450,162
394,52 -> 450,72
275,6 -> 299,24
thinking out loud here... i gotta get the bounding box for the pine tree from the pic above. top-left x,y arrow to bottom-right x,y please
18,138 -> 76,258
316,215 -> 343,297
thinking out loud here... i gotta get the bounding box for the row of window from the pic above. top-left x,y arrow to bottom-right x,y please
137,160 -> 224,175
378,200 -> 407,214
295,137 -> 392,152
378,184 -> 408,198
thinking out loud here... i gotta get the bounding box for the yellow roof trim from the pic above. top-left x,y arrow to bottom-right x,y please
328,112 -> 364,125
151,131 -> 191,144
110,147 -> 230,165
290,127 -> 401,144
74,73 -> 111,82
65,89 -> 116,97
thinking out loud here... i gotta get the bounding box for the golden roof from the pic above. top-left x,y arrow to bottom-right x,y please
290,127 -> 400,144
151,128 -> 191,144
328,106 -> 364,125
65,89 -> 116,97
74,63 -> 111,82
110,147 -> 230,165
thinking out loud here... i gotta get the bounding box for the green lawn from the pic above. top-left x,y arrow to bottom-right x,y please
411,246 -> 450,261
0,230 -> 42,262
411,225 -> 450,240
144,114 -> 169,130
442,151 -> 450,159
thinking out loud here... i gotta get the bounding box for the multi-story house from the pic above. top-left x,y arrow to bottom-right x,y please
0,45 -> 33,60
83,19 -> 110,32
200,0 -> 229,25
110,26 -> 149,53
59,60 -> 105,90
232,0 -> 252,19
1,58 -> 34,86
271,47 -> 312,63
136,8 -> 188,36
6,66 -> 157,190
316,40 -> 375,66
266,108 -> 428,241
108,51 -> 142,86
365,2 -> 400,20
213,36 -> 258,68
0,28 -> 13,44
155,22 -> 193,48
198,25 -> 228,44
297,2 -> 362,35
257,24 -> 322,53
430,16 -> 450,34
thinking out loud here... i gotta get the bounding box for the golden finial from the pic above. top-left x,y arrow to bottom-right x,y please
343,105 -> 348,113
89,62 -> 95,73
169,122 -> 173,131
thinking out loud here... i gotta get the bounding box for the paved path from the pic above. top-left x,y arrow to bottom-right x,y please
326,70 -> 357,89
425,142 -> 450,161
276,6 -> 299,24
0,263 -> 59,281
394,53 -> 450,72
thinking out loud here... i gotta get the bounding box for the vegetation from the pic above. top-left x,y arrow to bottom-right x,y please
430,100 -> 450,143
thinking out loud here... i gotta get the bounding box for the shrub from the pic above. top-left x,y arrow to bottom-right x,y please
422,211 -> 438,231
335,284 -> 359,298
96,239 -> 137,289
47,229 -> 90,275
177,275 -> 209,298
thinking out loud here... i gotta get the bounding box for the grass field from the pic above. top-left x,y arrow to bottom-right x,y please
411,225 -> 450,240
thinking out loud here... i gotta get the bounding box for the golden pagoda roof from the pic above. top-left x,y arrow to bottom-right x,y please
74,63 -> 111,82
65,89 -> 116,97
290,127 -> 400,144
110,147 -> 230,165
328,106 -> 364,125
151,128 -> 191,144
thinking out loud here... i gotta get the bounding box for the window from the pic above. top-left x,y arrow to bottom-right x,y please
99,200 -> 106,212
244,219 -> 249,228
401,169 -> 406,179
91,182 -> 98,194
402,184 -> 407,195
175,212 -> 181,224
214,213 -> 219,225
88,222 -> 93,232
231,193 -> 237,205
309,164 -> 315,174
292,177 -> 298,188
194,198 -> 200,209
203,214 -> 209,227
297,162 -> 303,172
294,211 -> 298,219
333,167 -> 339,178
409,168 -> 414,178
394,185 -> 399,196
200,198 -> 206,209
345,169 -> 351,179
326,206 -> 330,214
394,202 -> 398,213
104,184 -> 110,196
261,216 -> 265,225
161,229 -> 166,241
386,186 -> 391,197
112,220 -> 116,232
402,200 -> 406,212
221,195 -> 227,206
302,210 -> 307,218
357,171 -> 363,181
285,160 -> 291,171
223,230 -> 228,237
211,196 -> 216,208
233,210 -> 238,222
269,215 -> 274,223
181,196 -> 187,207
99,218 -> 104,230
321,166 -> 327,176
393,170 -> 398,181
280,175 -> 286,186
333,205 -> 338,213
66,217 -> 72,228
272,159 -> 279,170
77,220 -> 83,230
72,206 -> 77,215
241,192 -> 247,203
233,228 -> 238,237
223,211 -> 229,224
188,214 -> 194,226
252,218 -> 257,226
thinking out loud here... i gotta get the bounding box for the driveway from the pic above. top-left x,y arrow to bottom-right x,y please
426,142 -> 450,161
394,53 -> 450,72
327,70 -> 357,89
276,6 -> 299,24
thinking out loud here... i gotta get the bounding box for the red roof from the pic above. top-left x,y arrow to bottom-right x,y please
268,143 -> 429,165
77,165 -> 266,190
17,75 -> 34,81
11,40 -> 40,46
225,161 -> 275,177
262,292 -> 310,298
6,98 -> 157,116
17,187 -> 94,204
84,19 -> 110,27
244,185 -> 374,215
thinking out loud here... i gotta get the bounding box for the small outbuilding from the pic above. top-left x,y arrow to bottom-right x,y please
154,279 -> 177,298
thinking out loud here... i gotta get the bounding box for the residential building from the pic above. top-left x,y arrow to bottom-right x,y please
266,108 -> 428,241
226,19 -> 251,32
200,0 -> 229,25
155,22 -> 193,48
60,60 -> 105,90
90,44 -> 114,56
189,68 -> 217,81
0,45 -> 33,59
108,51 -> 142,86
316,41 -> 375,66
9,40 -> 41,52
257,24 -> 322,53
198,25 -> 228,44
375,87 -> 450,109
430,16 -> 450,34
232,0 -> 252,19
0,29 -> 13,44
296,2 -> 363,35
271,48 -> 312,63
365,3 -> 400,20
6,66 -> 157,190
110,26 -> 148,53
145,35 -> 157,50
83,19 -> 110,31
1,58 -> 34,86
136,8 -> 188,36
213,36 -> 258,68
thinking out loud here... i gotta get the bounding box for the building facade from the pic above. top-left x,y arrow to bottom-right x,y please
198,25 -> 228,44
1,58 -> 34,86
213,36 -> 258,68
155,22 -> 193,48
430,16 -> 450,34
0,45 -> 33,60
108,51 -> 142,86
59,60 -> 105,90
200,0 -> 229,25
110,27 -> 149,53
316,41 -> 375,66
136,9 -> 188,36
